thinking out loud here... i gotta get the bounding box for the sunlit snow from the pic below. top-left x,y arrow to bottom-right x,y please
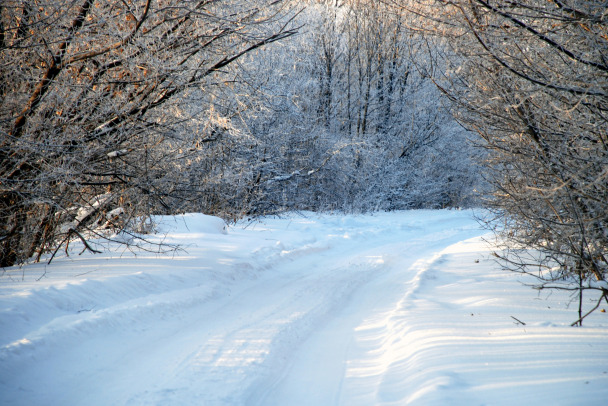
1,210 -> 607,405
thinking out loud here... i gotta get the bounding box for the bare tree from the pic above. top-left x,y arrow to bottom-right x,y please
0,0 -> 297,267
398,0 -> 608,323
218,0 -> 481,214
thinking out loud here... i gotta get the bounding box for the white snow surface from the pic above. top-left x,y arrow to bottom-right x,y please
1,210 -> 607,406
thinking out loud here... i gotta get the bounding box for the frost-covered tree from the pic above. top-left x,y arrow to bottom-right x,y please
0,0 -> 296,267
399,0 -> 608,323
211,0 -> 482,214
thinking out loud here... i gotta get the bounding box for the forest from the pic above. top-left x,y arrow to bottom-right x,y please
1,0 -> 607,317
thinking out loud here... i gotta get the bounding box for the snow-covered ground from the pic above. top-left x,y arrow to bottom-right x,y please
1,210 -> 607,406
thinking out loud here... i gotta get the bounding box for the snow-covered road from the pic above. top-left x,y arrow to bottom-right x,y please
1,211 -> 607,405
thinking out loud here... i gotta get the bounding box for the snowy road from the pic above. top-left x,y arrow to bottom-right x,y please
1,211 -> 607,405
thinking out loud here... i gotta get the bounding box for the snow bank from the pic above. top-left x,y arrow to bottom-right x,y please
156,213 -> 228,235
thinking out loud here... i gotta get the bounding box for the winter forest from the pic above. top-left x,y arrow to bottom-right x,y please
1,0 -> 607,314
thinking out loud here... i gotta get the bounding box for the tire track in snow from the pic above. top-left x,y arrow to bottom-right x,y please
247,222 -> 485,406
0,210 -> 484,406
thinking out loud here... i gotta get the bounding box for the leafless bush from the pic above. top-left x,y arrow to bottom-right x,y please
0,0 -> 296,267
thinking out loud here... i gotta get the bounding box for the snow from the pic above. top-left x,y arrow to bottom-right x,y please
1,210 -> 607,406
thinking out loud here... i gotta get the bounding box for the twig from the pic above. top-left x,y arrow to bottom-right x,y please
48,234 -> 72,265
570,293 -> 608,327
511,316 -> 526,325
70,228 -> 102,255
